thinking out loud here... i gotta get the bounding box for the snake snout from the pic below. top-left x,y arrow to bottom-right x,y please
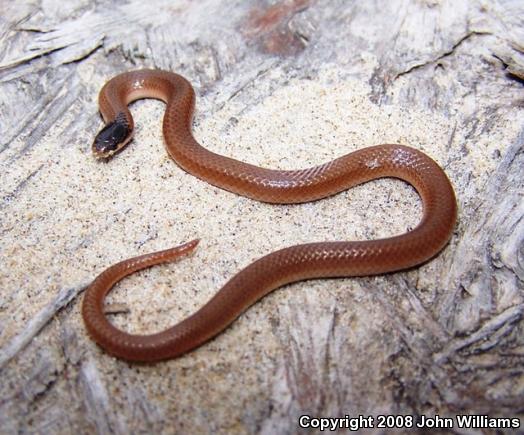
92,115 -> 130,158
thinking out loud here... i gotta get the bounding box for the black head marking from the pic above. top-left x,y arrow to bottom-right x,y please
93,113 -> 130,157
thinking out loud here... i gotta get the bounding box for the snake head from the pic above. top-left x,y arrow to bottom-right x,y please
92,113 -> 131,159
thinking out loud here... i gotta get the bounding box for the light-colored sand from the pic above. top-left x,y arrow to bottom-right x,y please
0,65 -> 461,345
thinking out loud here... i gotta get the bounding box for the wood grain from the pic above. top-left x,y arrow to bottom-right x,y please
1,0 -> 523,433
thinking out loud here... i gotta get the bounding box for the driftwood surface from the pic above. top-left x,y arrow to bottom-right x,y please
1,0 -> 523,433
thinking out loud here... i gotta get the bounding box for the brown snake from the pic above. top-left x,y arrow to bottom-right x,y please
82,69 -> 457,362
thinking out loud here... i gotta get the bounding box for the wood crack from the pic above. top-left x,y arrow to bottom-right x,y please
394,31 -> 491,80
0,279 -> 90,369
433,304 -> 524,364
1,163 -> 44,207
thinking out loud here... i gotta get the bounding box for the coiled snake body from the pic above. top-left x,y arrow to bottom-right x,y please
82,69 -> 457,362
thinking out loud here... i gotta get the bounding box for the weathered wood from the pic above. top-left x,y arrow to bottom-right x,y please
1,0 -> 523,433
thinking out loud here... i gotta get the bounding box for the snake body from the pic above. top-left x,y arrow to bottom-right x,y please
82,69 -> 457,362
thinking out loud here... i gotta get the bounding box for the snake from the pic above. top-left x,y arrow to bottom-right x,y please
82,69 -> 457,362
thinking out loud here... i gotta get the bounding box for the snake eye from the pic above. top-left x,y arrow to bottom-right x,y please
93,115 -> 130,158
